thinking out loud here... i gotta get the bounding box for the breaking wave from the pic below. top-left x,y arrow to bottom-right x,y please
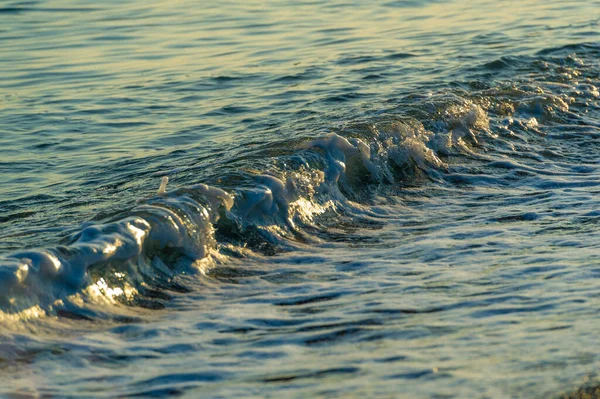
1,42 -> 598,324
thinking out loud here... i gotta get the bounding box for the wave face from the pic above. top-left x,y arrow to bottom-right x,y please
0,103 -> 492,314
1,0 -> 600,397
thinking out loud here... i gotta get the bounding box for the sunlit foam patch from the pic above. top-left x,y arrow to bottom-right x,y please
0,305 -> 46,325
290,197 -> 333,225
86,277 -> 138,305
187,247 -> 229,276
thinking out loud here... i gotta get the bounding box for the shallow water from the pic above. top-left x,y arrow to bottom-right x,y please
1,0 -> 600,397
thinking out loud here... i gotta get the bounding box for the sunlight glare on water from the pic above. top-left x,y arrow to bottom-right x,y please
0,0 -> 599,397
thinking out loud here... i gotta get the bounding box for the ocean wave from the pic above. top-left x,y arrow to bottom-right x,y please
0,42 -> 598,322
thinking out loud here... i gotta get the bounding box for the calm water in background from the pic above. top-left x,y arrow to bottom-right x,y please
1,0 -> 600,397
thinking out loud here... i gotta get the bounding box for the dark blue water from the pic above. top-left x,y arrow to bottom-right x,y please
1,0 -> 600,397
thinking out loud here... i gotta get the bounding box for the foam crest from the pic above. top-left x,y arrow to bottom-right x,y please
0,184 -> 234,313
0,217 -> 150,308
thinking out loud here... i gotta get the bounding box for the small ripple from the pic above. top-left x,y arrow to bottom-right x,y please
261,366 -> 360,383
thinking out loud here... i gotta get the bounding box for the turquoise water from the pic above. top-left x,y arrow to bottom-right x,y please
1,0 -> 600,397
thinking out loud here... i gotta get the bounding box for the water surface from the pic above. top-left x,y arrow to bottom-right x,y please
1,0 -> 600,397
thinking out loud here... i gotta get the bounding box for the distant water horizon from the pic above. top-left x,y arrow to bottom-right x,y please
1,0 -> 599,397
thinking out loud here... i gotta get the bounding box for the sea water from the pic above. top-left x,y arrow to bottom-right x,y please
1,0 -> 599,397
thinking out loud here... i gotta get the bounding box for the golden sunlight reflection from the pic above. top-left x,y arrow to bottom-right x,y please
127,221 -> 149,247
46,253 -> 62,274
0,305 -> 46,325
89,277 -> 137,303
102,240 -> 120,255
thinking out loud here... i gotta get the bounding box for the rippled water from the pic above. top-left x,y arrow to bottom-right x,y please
1,0 -> 600,397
